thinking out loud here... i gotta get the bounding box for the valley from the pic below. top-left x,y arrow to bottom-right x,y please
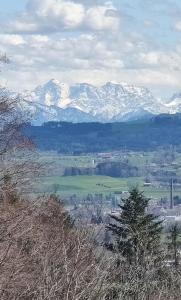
34,149 -> 181,200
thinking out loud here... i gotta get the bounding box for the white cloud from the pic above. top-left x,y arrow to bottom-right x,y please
1,28 -> 181,94
136,50 -> 181,72
86,6 -> 119,31
4,0 -> 120,34
175,21 -> 181,31
139,51 -> 160,66
0,0 -> 181,97
30,0 -> 85,29
0,34 -> 26,46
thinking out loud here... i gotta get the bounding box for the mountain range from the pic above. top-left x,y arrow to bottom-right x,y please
3,79 -> 181,124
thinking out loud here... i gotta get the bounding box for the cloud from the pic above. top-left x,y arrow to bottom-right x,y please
28,0 -> 85,29
2,32 -> 123,70
135,50 -> 181,72
86,6 -> 119,31
175,21 -> 181,31
4,0 -> 120,34
1,27 -> 181,94
0,34 -> 26,46
1,0 -> 181,98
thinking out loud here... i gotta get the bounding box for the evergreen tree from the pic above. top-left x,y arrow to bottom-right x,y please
167,223 -> 181,268
106,188 -> 163,266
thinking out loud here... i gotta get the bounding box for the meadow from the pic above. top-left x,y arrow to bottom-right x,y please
40,174 -> 181,199
35,150 -> 181,200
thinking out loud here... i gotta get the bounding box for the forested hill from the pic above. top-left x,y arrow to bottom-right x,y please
23,113 -> 181,153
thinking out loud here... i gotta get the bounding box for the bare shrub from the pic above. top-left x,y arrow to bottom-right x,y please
0,196 -> 108,300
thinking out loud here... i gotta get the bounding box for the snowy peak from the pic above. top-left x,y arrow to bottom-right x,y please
21,80 -> 169,123
33,79 -> 71,108
7,79 -> 181,124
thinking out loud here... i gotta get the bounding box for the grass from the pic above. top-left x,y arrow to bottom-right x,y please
40,175 -> 140,195
35,151 -> 181,200
39,175 -> 181,199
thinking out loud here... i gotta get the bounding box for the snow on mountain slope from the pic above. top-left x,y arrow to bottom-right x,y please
112,108 -> 154,122
22,79 -> 170,123
165,94 -> 181,114
23,80 -> 71,108
18,100 -> 97,125
2,79 -> 181,124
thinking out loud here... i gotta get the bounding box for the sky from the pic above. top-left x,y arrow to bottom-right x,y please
0,0 -> 181,98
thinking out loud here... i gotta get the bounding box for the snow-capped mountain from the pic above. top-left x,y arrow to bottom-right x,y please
2,79 -> 181,124
24,79 -> 72,108
165,93 -> 181,114
21,79 -> 170,124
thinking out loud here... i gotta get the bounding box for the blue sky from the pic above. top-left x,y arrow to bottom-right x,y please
0,0 -> 181,99
0,0 -> 26,13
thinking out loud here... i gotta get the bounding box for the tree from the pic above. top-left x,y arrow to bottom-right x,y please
167,223 -> 181,269
105,188 -> 164,299
106,188 -> 163,266
0,55 -> 41,198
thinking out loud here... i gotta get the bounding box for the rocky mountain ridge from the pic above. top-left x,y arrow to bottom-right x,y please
2,79 -> 181,124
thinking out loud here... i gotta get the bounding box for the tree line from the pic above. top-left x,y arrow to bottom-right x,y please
24,118 -> 181,153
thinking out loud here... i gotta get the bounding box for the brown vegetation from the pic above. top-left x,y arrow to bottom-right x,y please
0,195 -> 108,300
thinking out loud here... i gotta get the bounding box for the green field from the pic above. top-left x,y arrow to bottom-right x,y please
42,175 -> 139,194
39,175 -> 181,199
34,150 -> 181,200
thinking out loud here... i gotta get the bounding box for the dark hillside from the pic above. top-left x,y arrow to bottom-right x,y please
23,114 -> 181,153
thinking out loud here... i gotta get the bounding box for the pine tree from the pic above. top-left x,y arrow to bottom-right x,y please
167,223 -> 181,268
106,188 -> 163,266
